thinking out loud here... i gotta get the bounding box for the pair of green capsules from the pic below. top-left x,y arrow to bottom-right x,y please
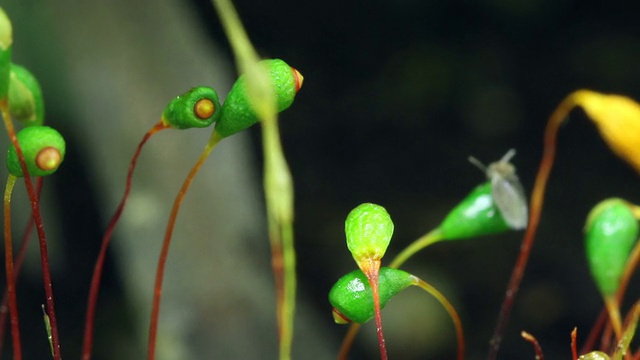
5,58 -> 303,178
2,50 -> 65,177
1,5 -> 63,178
159,58 -> 303,135
328,150 -> 523,325
330,161 -> 640,358
329,180 -> 513,325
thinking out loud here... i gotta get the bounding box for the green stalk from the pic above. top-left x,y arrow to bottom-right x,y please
389,229 -> 442,269
211,1 -> 296,358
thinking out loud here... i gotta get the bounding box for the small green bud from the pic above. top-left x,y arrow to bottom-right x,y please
8,63 -> 45,126
0,7 -> 12,99
6,126 -> 65,177
585,198 -> 638,297
161,86 -> 221,129
214,59 -> 303,138
579,351 -> 609,360
438,182 -> 510,240
345,203 -> 394,262
329,267 -> 413,324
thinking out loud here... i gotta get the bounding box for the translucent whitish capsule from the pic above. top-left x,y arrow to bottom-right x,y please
468,149 -> 528,230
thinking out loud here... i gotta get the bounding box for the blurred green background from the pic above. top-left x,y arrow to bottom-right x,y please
2,0 -> 640,359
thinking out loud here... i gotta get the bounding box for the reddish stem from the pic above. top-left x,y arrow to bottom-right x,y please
571,328 -> 578,360
81,121 -> 168,360
1,100 -> 62,359
521,331 -> 545,360
581,308 -> 608,354
0,177 -> 42,356
361,258 -> 386,360
487,93 -> 580,359
337,323 -> 362,360
270,239 -> 285,338
4,175 -> 22,360
148,132 -> 222,360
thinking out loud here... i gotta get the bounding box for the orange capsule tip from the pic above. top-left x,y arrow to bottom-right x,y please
291,67 -> 304,93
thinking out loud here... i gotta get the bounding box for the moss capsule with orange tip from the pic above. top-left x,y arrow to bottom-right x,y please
6,125 -> 65,177
214,58 -> 303,138
161,86 -> 221,129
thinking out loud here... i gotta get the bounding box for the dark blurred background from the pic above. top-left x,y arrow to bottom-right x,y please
2,0 -> 640,359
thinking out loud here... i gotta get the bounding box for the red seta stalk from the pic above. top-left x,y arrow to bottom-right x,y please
487,94 -> 578,360
571,328 -> 578,360
0,177 -> 42,356
4,174 -> 21,360
81,121 -> 168,360
361,259 -> 387,360
521,331 -> 545,360
1,100 -> 62,360
147,132 -> 222,360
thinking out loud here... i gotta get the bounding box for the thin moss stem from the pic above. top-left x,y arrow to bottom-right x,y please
488,91 -> 583,359
1,99 -> 62,360
83,121 -> 169,360
147,131 -> 222,360
410,275 -> 465,360
3,173 -> 21,360
389,229 -> 442,269
211,1 -> 297,358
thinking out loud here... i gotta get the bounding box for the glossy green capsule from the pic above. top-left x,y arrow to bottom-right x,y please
6,125 -> 65,177
579,352 -> 609,360
214,59 -> 303,138
8,63 -> 44,126
438,182 -> 510,240
585,198 -> 639,297
345,203 -> 394,262
161,86 -> 221,129
329,267 -> 413,324
0,7 -> 12,99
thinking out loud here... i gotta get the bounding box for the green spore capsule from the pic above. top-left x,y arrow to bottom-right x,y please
579,351 -> 609,360
345,203 -> 394,262
329,267 -> 413,324
8,63 -> 44,126
438,182 -> 510,240
585,198 -> 639,297
214,59 -> 303,138
0,7 -> 12,99
161,86 -> 221,129
6,125 -> 65,177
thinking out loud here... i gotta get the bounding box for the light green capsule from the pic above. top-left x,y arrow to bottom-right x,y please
579,351 -> 609,360
345,203 -> 394,262
0,7 -> 12,99
438,182 -> 510,241
6,125 -> 65,177
329,267 -> 413,324
214,59 -> 303,138
585,198 -> 639,297
8,63 -> 44,126
161,86 -> 221,129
